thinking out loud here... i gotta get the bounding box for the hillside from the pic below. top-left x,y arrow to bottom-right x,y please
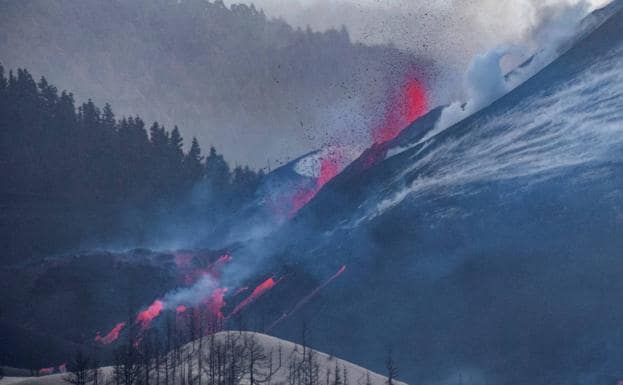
0,332 -> 405,385
232,5 -> 623,385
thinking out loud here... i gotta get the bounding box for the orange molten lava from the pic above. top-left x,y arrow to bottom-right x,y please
268,265 -> 346,331
176,305 -> 187,314
136,299 -> 164,329
230,277 -> 277,317
290,155 -> 342,216
94,321 -> 126,345
373,78 -> 427,144
288,77 -> 426,216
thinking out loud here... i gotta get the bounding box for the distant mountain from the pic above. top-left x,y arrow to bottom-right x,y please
0,0 -> 433,167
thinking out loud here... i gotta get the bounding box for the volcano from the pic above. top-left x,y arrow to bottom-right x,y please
2,3 -> 623,385
232,4 -> 623,385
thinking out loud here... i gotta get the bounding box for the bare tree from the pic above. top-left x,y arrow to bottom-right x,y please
138,333 -> 153,385
333,362 -> 342,385
286,322 -> 320,385
201,331 -> 241,385
243,333 -> 281,385
113,344 -> 141,385
64,351 -> 91,385
90,358 -> 101,385
384,348 -> 398,385
165,313 -> 174,385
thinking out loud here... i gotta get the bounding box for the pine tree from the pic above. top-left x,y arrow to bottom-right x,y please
0,64 -> 7,91
205,146 -> 231,194
185,137 -> 204,183
170,126 -> 184,160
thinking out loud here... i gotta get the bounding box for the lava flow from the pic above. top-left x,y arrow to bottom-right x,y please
136,299 -> 164,330
94,321 -> 127,345
94,252 -> 236,345
290,154 -> 342,216
229,277 -> 279,317
268,265 -> 346,331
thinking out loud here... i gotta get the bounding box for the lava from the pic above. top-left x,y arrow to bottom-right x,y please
230,277 -> 278,317
94,321 -> 127,345
268,265 -> 346,331
176,305 -> 188,314
373,77 -> 427,144
174,252 -> 193,268
317,155 -> 341,187
182,253 -> 233,284
136,299 -> 164,330
290,153 -> 343,216
288,76 -> 427,216
205,287 -> 228,319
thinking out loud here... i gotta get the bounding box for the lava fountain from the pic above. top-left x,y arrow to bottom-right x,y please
288,75 -> 427,216
373,77 -> 428,144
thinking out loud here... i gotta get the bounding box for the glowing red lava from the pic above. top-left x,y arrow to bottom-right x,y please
182,253 -> 232,284
373,77 -> 427,145
205,287 -> 228,319
176,305 -> 188,314
268,265 -> 346,331
230,277 -> 278,317
214,253 -> 233,267
94,321 -> 127,345
39,367 -> 55,375
317,155 -> 340,187
288,77 -> 426,216
136,299 -> 164,329
290,155 -> 342,216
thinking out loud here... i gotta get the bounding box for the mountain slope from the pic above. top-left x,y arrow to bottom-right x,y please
243,6 -> 623,385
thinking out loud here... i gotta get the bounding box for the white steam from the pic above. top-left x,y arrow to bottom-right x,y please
431,0 -> 610,137
432,46 -> 520,135
162,275 -> 220,309
364,40 -> 623,221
